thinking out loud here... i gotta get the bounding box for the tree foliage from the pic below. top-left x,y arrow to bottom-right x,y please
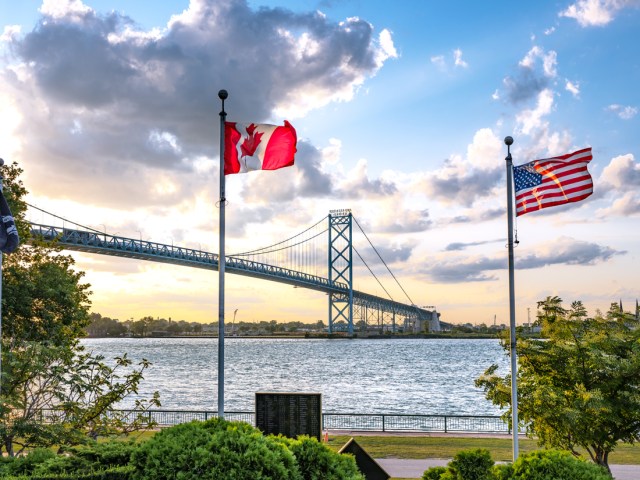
476,297 -> 640,474
0,162 -> 159,456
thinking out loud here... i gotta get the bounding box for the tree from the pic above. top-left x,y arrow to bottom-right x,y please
476,297 -> 640,474
86,313 -> 127,337
0,162 -> 159,456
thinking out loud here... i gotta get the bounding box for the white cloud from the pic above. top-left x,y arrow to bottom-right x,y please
599,153 -> 640,190
39,0 -> 92,21
559,0 -> 633,27
519,46 -> 557,77
606,104 -> 638,119
544,26 -> 557,35
596,192 -> 640,216
3,0 -> 395,207
565,80 -> 580,97
376,28 -> 398,66
1,25 -> 21,43
515,88 -> 554,135
453,48 -> 468,68
321,138 -> 342,166
430,54 -> 445,69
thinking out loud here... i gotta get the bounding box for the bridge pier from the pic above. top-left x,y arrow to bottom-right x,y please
328,210 -> 353,335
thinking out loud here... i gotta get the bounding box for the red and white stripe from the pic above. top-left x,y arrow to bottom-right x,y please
515,147 -> 593,216
224,121 -> 297,175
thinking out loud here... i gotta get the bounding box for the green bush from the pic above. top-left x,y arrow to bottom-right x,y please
69,440 -> 137,467
0,465 -> 134,480
131,418 -> 301,480
422,465 -> 449,479
448,448 -> 494,480
278,435 -> 364,480
492,463 -> 514,480
510,450 -> 611,480
0,448 -> 57,476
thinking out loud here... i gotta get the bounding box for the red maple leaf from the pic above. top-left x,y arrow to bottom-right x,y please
240,124 -> 263,158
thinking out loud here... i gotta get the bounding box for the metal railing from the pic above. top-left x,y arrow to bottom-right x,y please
92,410 -> 512,434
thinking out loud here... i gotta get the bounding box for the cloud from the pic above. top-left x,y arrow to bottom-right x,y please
559,0 -> 636,27
374,208 -> 432,233
240,140 -> 334,205
565,80 -> 580,97
337,159 -> 397,199
453,48 -> 468,68
444,239 -> 503,251
424,237 -> 624,283
2,0 -> 395,209
602,153 -> 640,188
515,88 -> 554,135
419,128 -> 503,207
596,192 -> 640,216
354,241 -> 415,265
606,104 -> 638,119
430,54 -> 445,69
502,46 -> 557,104
598,153 -> 640,192
430,49 -> 468,70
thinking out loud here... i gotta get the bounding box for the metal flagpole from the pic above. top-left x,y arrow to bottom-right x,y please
217,90 -> 228,419
0,159 -> 3,394
504,136 -> 519,460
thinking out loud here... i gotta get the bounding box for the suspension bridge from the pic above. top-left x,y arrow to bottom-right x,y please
28,207 -> 440,334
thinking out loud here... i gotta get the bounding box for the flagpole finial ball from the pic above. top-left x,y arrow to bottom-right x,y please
504,136 -> 514,146
218,90 -> 228,100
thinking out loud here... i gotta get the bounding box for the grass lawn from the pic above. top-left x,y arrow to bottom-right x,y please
325,433 -> 640,464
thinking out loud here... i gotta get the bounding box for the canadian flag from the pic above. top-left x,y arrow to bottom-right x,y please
224,121 -> 297,175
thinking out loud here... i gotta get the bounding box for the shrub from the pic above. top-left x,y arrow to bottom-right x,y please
70,440 -> 138,467
0,465 -> 134,480
278,435 -> 364,480
131,418 -> 301,480
448,448 -> 494,480
32,454 -> 93,476
0,448 -> 57,476
422,465 -> 449,479
510,450 -> 611,480
492,463 -> 514,480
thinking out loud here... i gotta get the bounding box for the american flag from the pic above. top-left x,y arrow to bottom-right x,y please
513,147 -> 593,217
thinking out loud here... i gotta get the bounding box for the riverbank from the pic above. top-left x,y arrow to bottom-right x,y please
85,332 -> 509,339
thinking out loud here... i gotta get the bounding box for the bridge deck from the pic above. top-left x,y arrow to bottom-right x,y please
30,224 -> 434,321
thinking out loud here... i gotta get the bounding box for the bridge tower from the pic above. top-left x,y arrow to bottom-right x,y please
327,209 -> 353,335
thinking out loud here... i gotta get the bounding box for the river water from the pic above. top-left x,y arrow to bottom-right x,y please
80,337 -> 510,415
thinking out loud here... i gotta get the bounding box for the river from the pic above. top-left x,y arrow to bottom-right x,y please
80,337 -> 510,415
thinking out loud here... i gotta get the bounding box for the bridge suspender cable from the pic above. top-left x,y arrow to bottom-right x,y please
352,245 -> 394,301
352,215 -> 416,307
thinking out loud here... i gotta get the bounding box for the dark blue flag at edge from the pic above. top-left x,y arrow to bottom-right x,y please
0,188 -> 19,254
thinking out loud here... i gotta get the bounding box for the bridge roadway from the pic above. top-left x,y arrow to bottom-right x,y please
30,224 -> 433,322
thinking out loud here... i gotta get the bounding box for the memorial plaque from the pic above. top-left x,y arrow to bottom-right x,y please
255,392 -> 322,440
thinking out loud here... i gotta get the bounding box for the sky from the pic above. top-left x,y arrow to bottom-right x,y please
0,0 -> 638,326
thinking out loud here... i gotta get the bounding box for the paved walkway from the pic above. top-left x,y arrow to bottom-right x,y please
375,458 -> 639,480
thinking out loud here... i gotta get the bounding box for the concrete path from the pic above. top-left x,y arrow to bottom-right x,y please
375,458 -> 639,480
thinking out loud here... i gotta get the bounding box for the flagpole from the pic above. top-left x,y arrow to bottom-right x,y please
504,135 -> 519,460
217,89 -> 228,419
0,159 -> 3,395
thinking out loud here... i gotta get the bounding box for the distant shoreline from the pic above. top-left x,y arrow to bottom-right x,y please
84,333 -> 502,340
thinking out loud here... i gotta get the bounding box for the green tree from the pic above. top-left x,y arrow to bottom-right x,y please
476,297 -> 640,474
0,162 -> 159,456
86,313 -> 127,337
